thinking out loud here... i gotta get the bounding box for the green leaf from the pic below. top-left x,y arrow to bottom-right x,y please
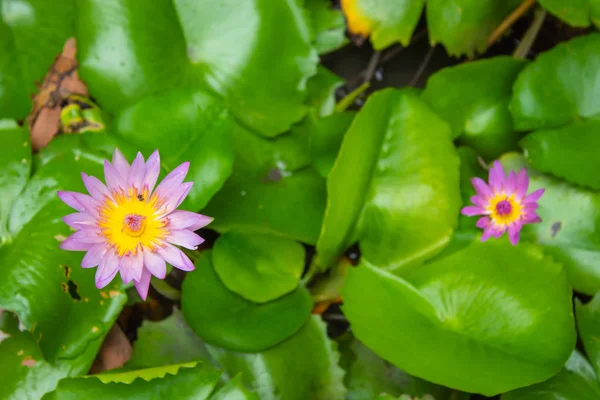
520,119 -> 600,190
210,375 -> 260,400
538,0 -> 590,27
76,0 -> 195,114
0,136 -> 126,363
125,307 -> 212,370
338,334 -> 452,400
306,66 -> 345,117
207,316 -> 346,400
317,89 -> 460,271
175,0 -> 318,136
307,112 -> 355,178
341,0 -> 425,49
342,241 -> 576,396
182,251 -> 313,352
427,0 -> 522,57
114,89 -> 235,210
500,153 -> 600,295
43,362 -> 222,400
422,56 -> 526,158
0,0 -> 76,119
0,121 -> 30,243
213,232 -> 305,303
576,294 -> 600,377
501,350 -> 600,400
305,0 -> 348,54
511,34 -> 600,131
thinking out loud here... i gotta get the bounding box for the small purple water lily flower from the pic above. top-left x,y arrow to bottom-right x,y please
461,161 -> 544,245
57,148 -> 212,300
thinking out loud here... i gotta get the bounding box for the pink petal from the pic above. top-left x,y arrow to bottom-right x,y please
515,169 -> 529,201
112,148 -> 130,178
60,236 -> 95,251
158,182 -> 193,216
471,177 -> 493,199
128,152 -> 146,191
63,212 -> 96,229
143,248 -> 166,279
134,268 -> 152,301
508,222 -> 523,246
166,211 -> 213,231
167,229 -> 205,250
524,203 -> 539,212
470,195 -> 487,208
143,150 -> 160,194
505,171 -> 517,195
104,160 -> 126,193
81,173 -> 110,202
119,251 -> 143,284
492,224 -> 507,238
461,206 -> 486,216
57,191 -> 98,213
476,216 -> 490,229
523,212 -> 542,224
158,243 -> 195,271
488,161 -> 505,193
524,188 -> 545,204
96,251 -> 119,289
68,229 -> 105,244
153,162 -> 190,199
481,226 -> 494,242
81,243 -> 107,268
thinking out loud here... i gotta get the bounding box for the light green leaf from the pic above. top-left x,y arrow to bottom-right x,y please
207,316 -> 346,400
427,0 -> 522,57
305,0 -> 348,54
182,251 -> 313,352
210,375 -> 260,400
422,56 -> 526,158
307,112 -> 355,178
213,232 -> 305,303
342,241 -> 576,396
576,294 -> 600,377
317,88 -> 460,271
501,350 -> 600,400
511,33 -> 600,131
538,0 -> 590,27
306,66 -> 345,117
114,89 -> 235,210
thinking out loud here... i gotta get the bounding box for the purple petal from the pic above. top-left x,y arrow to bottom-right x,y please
481,226 -> 494,242
119,251 -> 143,284
524,203 -> 539,212
158,243 -> 195,271
505,171 -> 517,195
515,169 -> 529,201
95,251 -> 119,289
153,162 -> 190,199
143,248 -> 167,279
492,225 -> 507,238
81,173 -> 110,202
469,195 -> 487,208
158,182 -> 193,216
134,268 -> 152,301
508,222 -> 523,246
488,161 -> 505,193
471,177 -> 493,199
112,148 -> 130,178
81,243 -> 106,268
68,229 -> 105,244
476,216 -> 490,229
524,188 -> 545,204
461,206 -> 486,217
63,212 -> 96,229
104,160 -> 126,193
166,211 -> 213,231
57,191 -> 98,213
143,150 -> 160,194
167,229 -> 205,250
523,212 -> 542,224
60,236 -> 95,251
128,152 -> 146,191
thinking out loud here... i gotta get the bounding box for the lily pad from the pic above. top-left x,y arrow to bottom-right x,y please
181,251 -> 313,352
213,232 -> 305,303
306,66 -> 345,117
307,111 -> 355,178
207,316 -> 346,400
576,294 -> 600,376
511,34 -> 600,131
421,56 -> 526,158
114,89 -> 235,210
341,0 -> 425,49
305,0 -> 348,54
538,0 -> 591,27
210,375 -> 260,400
342,241 -> 576,395
427,0 -> 522,57
316,88 -> 460,271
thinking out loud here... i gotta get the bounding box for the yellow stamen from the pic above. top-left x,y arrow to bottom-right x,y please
341,0 -> 373,37
98,189 -> 167,256
486,193 -> 523,226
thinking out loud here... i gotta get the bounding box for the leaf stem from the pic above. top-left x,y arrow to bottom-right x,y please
487,0 -> 537,47
513,8 -> 547,59
334,82 -> 371,112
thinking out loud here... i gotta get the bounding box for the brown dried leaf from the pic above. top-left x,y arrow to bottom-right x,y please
88,324 -> 132,374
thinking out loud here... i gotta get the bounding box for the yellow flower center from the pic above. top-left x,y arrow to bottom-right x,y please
341,0 -> 373,37
486,193 -> 523,226
99,189 -> 167,256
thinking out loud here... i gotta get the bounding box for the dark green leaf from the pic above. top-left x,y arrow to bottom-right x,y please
520,119 -> 600,189
207,316 -> 346,400
422,56 -> 526,158
210,375 -> 260,400
114,89 -> 235,210
213,232 -> 305,303
538,0 -> 590,26
342,241 -> 576,396
182,251 -> 313,352
317,89 -> 460,271
427,0 -> 522,57
307,112 -> 355,178
306,66 -> 345,117
576,294 -> 600,377
511,34 -> 600,131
